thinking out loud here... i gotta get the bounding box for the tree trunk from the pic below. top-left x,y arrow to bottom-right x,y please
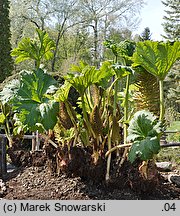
93,19 -> 99,67
51,17 -> 67,72
51,30 -> 61,72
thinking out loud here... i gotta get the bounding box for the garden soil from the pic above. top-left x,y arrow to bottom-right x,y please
1,147 -> 180,200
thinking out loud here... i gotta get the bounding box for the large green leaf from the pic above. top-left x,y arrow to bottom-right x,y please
12,69 -> 59,131
127,110 -> 160,141
133,41 -> 180,80
39,99 -> 59,130
65,61 -> 113,94
112,64 -> 134,79
0,79 -> 20,104
103,40 -> 118,56
0,113 -> 6,124
11,37 -> 37,64
11,29 -> 55,67
128,137 -> 160,163
127,110 -> 161,163
98,61 -> 115,89
54,81 -> 72,102
104,40 -> 136,58
117,40 -> 136,58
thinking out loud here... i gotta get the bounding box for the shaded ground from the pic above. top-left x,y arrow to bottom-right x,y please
1,147 -> 180,200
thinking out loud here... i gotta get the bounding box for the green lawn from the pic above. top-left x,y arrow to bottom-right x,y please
156,147 -> 180,170
166,121 -> 180,142
156,121 -> 180,169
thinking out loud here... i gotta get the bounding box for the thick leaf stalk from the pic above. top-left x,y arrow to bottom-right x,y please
159,80 -> 165,122
0,104 -> 14,147
124,74 -> 130,144
81,95 -> 95,139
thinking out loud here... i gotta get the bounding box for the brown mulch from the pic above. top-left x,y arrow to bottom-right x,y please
1,165 -> 180,200
1,147 -> 180,200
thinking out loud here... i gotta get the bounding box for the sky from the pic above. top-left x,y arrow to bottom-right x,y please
134,0 -> 166,40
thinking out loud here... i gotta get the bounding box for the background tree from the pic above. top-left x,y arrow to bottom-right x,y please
139,27 -> 152,41
9,0 -> 145,72
161,0 -> 180,124
161,0 -> 180,41
10,0 -> 81,72
10,0 -> 52,71
164,61 -> 180,123
10,0 -> 52,46
79,0 -> 145,67
54,25 -> 92,74
0,0 -> 13,82
48,0 -> 81,72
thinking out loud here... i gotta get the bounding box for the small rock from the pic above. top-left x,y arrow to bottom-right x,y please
0,179 -> 7,195
7,163 -> 17,172
169,175 -> 180,187
156,162 -> 172,172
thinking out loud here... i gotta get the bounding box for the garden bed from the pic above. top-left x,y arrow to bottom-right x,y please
1,149 -> 180,200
